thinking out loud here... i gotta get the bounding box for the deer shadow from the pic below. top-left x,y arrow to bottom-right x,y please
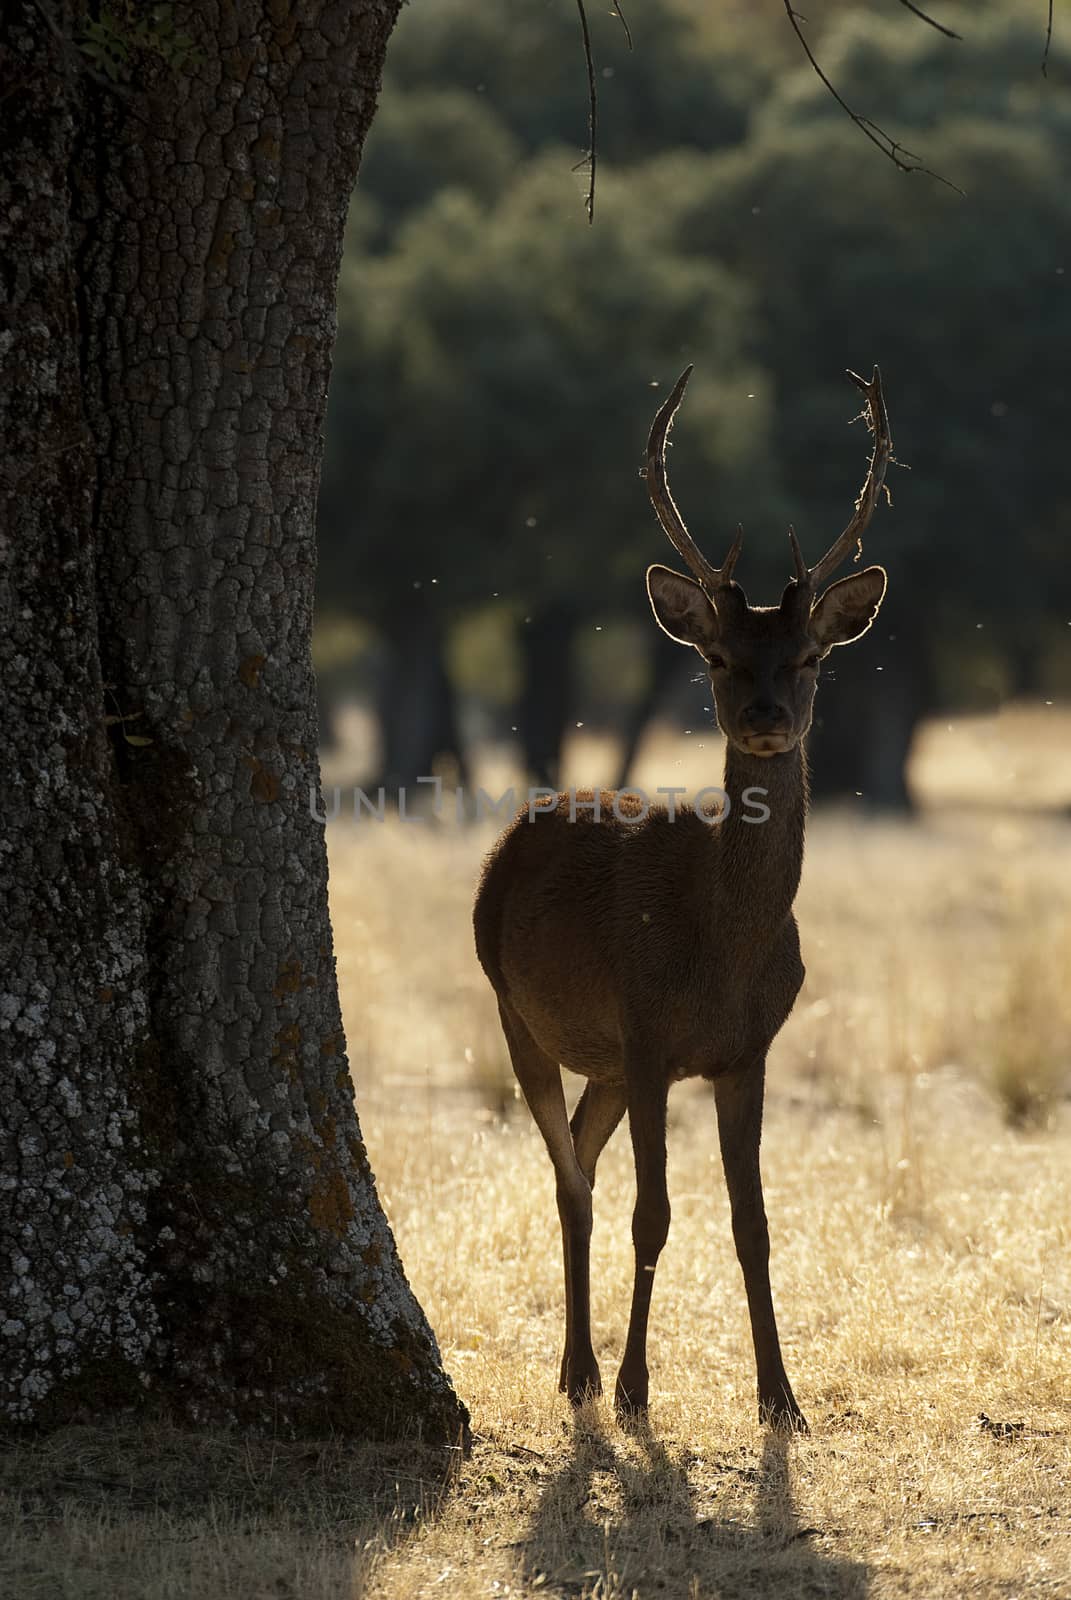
520,1413 -> 869,1600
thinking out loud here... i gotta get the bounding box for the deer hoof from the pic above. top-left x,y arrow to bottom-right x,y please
565,1363 -> 602,1406
613,1377 -> 649,1423
760,1398 -> 809,1434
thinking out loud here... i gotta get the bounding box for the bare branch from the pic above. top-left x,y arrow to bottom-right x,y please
896,1 -> 961,41
575,0 -> 598,224
611,0 -> 633,51
782,3 -> 965,196
1043,0 -> 1055,75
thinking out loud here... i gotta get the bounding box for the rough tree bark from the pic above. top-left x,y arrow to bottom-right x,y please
0,1 -> 467,1440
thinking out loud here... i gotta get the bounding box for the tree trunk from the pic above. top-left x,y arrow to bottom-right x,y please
1,2 -> 466,1441
1007,634 -> 1038,699
517,604 -> 576,789
807,602 -> 932,810
613,629 -> 682,790
374,593 -> 470,795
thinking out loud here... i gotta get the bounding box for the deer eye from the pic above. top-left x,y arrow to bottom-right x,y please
797,653 -> 820,671
707,654 -> 727,671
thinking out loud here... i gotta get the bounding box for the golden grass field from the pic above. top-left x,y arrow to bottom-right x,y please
4,709 -> 1070,1598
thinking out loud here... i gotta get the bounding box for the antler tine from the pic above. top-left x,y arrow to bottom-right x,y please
645,366 -> 743,593
720,523 -> 743,586
805,366 -> 892,592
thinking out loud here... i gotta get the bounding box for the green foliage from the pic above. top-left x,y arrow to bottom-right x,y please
78,1 -> 201,82
322,156 -> 773,617
357,90 -> 523,247
381,0 -> 762,162
764,5 -> 1071,146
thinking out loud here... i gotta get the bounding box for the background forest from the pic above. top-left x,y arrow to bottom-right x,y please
315,0 -> 1071,809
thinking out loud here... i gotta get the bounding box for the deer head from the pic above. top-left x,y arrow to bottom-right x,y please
645,367 -> 890,758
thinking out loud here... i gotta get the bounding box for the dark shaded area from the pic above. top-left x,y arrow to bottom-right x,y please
1,1425 -> 461,1591
521,1416 -> 869,1598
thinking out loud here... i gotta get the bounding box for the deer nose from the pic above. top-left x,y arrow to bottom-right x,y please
741,699 -> 789,733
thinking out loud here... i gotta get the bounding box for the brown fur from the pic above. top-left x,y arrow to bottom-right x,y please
473,563 -> 886,1429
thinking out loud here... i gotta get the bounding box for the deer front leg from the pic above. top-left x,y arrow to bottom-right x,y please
714,1060 -> 807,1432
615,1074 -> 670,1419
557,1080 -> 627,1392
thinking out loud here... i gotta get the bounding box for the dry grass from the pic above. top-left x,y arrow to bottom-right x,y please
6,710 -> 1071,1598
0,1426 -> 452,1599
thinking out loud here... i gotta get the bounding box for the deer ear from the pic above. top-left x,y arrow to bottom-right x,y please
646,564 -> 720,653
810,565 -> 887,651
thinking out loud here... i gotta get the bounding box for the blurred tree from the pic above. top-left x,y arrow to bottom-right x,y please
356,89 -> 523,248
321,159 -> 777,786
382,0 -> 764,164
767,3 -> 1071,146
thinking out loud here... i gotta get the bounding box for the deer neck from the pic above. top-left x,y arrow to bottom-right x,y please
714,741 -> 809,936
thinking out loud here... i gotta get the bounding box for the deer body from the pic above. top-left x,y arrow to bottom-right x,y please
477,749 -> 807,1084
474,367 -> 893,1429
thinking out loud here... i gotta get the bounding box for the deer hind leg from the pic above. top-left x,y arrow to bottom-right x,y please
714,1060 -> 808,1432
497,1002 -> 601,1404
615,1071 -> 670,1419
555,1081 -> 627,1390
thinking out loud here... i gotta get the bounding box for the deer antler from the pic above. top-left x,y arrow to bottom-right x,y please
645,366 -> 742,593
799,366 -> 892,592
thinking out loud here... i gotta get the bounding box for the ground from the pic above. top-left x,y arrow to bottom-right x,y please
4,709 -> 1070,1598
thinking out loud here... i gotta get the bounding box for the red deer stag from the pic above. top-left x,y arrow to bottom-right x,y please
474,367 -> 892,1429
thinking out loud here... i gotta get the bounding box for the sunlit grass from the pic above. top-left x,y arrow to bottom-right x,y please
329,710 -> 1071,1598
5,710 -> 1070,1599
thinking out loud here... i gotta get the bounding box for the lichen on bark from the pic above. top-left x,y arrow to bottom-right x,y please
0,0 -> 467,1445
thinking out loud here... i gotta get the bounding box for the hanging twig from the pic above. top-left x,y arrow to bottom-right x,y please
782,2 -> 964,195
572,0 -> 632,224
575,0 -> 598,223
611,0 -> 633,50
896,1 -> 961,40
1043,0 -> 1055,75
